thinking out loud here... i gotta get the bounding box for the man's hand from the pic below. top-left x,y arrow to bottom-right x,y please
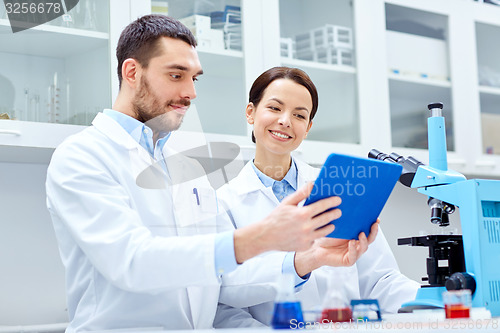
293,220 -> 380,277
233,182 -> 342,264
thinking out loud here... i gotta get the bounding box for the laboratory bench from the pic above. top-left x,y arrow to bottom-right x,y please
1,313 -> 499,333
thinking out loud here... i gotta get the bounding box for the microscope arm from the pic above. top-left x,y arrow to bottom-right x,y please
411,165 -> 466,189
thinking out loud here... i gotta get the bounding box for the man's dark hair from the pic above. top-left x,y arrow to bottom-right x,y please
116,14 -> 197,88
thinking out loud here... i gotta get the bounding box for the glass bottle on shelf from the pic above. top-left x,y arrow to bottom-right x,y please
82,0 -> 97,31
0,0 -> 110,126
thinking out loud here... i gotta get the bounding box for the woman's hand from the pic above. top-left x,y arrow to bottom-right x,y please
293,219 -> 379,277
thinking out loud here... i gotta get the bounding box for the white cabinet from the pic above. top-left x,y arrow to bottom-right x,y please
277,0 -> 359,144
475,12 -> 500,175
0,0 -> 133,163
1,0 -> 500,176
163,0 -> 247,136
296,0 -> 500,175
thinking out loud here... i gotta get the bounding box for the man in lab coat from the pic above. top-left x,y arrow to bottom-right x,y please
46,15 -> 376,331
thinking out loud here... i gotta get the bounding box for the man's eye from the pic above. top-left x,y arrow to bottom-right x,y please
193,77 -> 199,82
171,74 -> 181,79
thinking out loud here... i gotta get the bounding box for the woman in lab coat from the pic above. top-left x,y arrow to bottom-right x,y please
217,67 -> 421,325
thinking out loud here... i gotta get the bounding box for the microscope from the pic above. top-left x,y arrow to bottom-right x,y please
369,103 -> 500,317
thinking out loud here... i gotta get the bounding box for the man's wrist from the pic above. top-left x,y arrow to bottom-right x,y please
233,223 -> 272,264
294,249 -> 318,277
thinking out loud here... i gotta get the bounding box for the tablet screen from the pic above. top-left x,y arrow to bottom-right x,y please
304,153 -> 402,240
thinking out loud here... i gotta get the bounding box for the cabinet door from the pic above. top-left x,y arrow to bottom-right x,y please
476,22 -> 500,157
384,2 -> 454,152
277,0 -> 359,145
161,0 -> 247,136
0,0 -> 111,126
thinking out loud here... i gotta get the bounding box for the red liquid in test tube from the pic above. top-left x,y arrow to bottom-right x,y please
321,307 -> 352,322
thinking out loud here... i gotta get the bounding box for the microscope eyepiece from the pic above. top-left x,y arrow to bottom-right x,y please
428,102 -> 444,110
368,148 -> 424,188
368,149 -> 386,160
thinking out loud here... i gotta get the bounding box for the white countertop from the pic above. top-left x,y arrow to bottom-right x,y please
1,313 -> 498,333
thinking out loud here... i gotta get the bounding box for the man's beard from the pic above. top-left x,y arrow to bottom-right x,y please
132,76 -> 190,133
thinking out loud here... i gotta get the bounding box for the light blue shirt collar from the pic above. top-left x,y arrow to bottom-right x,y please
103,109 -> 171,158
251,158 -> 298,190
251,157 -> 298,202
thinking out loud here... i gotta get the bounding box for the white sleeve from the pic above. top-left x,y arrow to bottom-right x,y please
356,228 -> 421,313
46,143 -> 220,294
213,304 -> 267,328
219,251 -> 287,308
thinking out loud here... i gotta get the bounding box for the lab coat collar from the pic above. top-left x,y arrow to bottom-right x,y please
232,157 -> 315,197
295,158 -> 317,188
92,112 -> 142,151
232,161 -> 268,196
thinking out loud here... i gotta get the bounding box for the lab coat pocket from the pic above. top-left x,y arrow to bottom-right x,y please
173,183 -> 218,236
197,187 -> 217,214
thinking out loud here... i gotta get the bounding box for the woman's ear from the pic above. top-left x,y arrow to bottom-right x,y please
304,121 -> 313,138
246,103 -> 255,125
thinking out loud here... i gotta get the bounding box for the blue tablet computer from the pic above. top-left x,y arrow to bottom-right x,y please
304,153 -> 402,240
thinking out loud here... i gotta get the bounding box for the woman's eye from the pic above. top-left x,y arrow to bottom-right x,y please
295,114 -> 306,119
269,106 -> 280,111
193,77 -> 199,82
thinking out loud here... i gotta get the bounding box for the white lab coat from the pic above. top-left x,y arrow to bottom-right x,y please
46,112 -> 265,331
217,158 -> 421,325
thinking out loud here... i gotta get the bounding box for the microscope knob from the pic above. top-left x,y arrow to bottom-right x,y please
445,273 -> 476,295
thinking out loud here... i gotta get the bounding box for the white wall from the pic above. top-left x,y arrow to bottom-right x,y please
0,162 -> 67,326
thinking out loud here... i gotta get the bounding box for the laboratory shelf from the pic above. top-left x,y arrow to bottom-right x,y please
0,120 -> 85,163
0,19 -> 108,58
280,57 -> 359,144
285,59 -> 357,92
479,88 -> 500,115
281,57 -> 356,74
473,157 -> 499,175
388,77 -> 453,151
388,73 -> 451,88
479,85 -> 500,96
197,49 -> 243,79
388,79 -> 452,115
